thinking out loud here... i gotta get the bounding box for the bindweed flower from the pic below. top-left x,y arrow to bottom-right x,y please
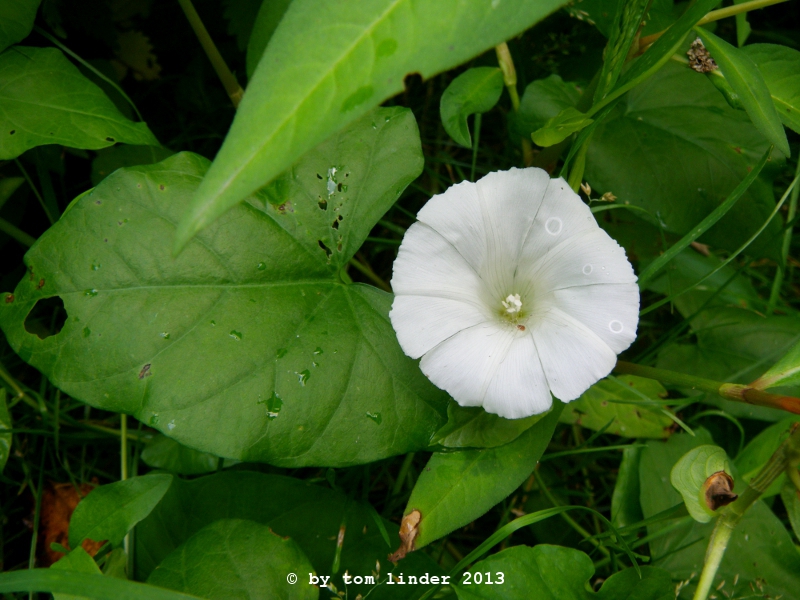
389,168 -> 639,419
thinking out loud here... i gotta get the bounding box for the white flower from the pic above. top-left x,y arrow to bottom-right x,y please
389,167 -> 639,419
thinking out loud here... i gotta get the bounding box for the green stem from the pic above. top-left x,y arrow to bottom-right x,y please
14,160 -> 55,225
768,158 -> 800,313
471,112 -> 482,182
176,0 -> 244,108
692,426 -> 800,600
613,361 -> 800,415
496,42 -> 533,166
696,0 -> 789,26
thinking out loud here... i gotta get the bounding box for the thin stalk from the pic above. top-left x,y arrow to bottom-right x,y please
28,444 -> 47,599
768,158 -> 800,313
392,452 -> 415,497
471,112 -> 482,182
176,0 -> 244,108
0,217 -> 36,247
495,42 -> 533,166
14,160 -> 55,225
614,361 -> 800,415
692,425 -> 800,600
348,257 -> 391,292
639,0 -> 789,50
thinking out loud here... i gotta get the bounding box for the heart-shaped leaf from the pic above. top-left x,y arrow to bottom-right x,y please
147,519 -> 318,600
440,67 -> 504,148
0,107 -> 449,467
0,47 -> 158,160
174,0 -> 569,249
670,445 -> 732,523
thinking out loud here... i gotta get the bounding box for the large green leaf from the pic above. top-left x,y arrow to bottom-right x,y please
0,571 -> 203,600
135,471 -> 445,600
611,445 -> 643,528
453,545 -> 673,600
69,474 -> 174,548
742,44 -> 800,135
639,429 -> 800,599
404,405 -> 562,549
174,0 -> 568,249
695,28 -> 789,156
656,307 -> 800,420
440,67 -> 503,148
245,0 -> 293,78
141,435 -> 237,475
510,75 -> 581,141
0,47 -> 158,159
585,61 -> 781,259
559,375 -> 673,438
0,108 -> 449,467
0,0 -> 41,53
147,519 -> 318,600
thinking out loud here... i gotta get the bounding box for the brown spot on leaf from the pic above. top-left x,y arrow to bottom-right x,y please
389,510 -> 420,562
704,471 -> 738,511
37,279 -> 45,289
4,294 -> 13,304
517,325 -> 525,331
138,363 -> 152,379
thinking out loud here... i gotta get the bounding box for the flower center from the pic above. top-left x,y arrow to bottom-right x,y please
502,293 -> 522,315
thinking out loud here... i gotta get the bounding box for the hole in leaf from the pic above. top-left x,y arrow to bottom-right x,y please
318,196 -> 327,210
9,130 -> 15,135
106,137 -> 115,142
332,219 -> 339,230
24,296 -> 67,339
337,182 -> 343,192
316,173 -> 323,179
318,240 -> 332,258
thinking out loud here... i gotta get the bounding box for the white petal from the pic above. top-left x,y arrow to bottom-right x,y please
391,222 -> 487,305
519,228 -> 636,297
483,333 -> 553,418
531,307 -> 617,401
416,168 -> 550,297
390,295 -> 488,359
516,177 -> 597,263
551,283 -> 640,354
419,322 -> 515,408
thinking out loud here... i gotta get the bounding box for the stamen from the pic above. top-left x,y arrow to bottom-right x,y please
502,293 -> 522,314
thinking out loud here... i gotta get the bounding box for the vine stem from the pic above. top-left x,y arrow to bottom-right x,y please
692,425 -> 800,600
176,0 -> 244,108
638,0 -> 789,50
613,361 -> 800,415
495,42 -> 533,166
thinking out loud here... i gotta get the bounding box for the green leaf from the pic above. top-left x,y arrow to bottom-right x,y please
147,519 -> 317,600
695,28 -> 790,157
135,471 -> 446,599
780,479 -> 800,542
611,445 -> 643,528
644,249 -> 760,319
639,430 -> 800,598
141,435 -> 237,475
742,44 -> 800,135
531,107 -> 593,147
656,307 -> 800,420
431,400 -> 547,449
586,62 -> 782,260
0,389 -> 11,473
593,0 -> 649,101
670,444 -> 731,523
0,47 -> 158,160
636,146 -> 771,286
91,145 -> 175,185
68,473 -> 173,548
51,547 -> 101,600
735,416 -> 800,498
440,67 -> 504,148
174,0 -> 568,250
753,326 -> 800,390
246,0 -> 293,78
404,404 -> 562,549
0,109 -> 450,467
0,0 -> 41,53
559,375 -> 672,439
453,545 -> 673,600
510,75 -> 581,140
0,570 -> 203,600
